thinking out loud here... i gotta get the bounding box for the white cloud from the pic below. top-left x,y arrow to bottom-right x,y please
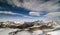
45,12 -> 60,21
29,12 -> 40,16
0,11 -> 32,18
0,11 -> 21,15
7,0 -> 23,7
46,12 -> 60,18
23,0 -> 59,12
6,0 -> 60,17
7,0 -> 60,12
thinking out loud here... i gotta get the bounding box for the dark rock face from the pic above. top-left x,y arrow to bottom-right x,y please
16,23 -> 34,29
40,25 -> 53,30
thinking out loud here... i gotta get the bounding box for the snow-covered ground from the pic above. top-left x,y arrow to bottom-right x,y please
47,30 -> 60,35
0,28 -> 60,35
0,28 -> 18,35
16,31 -> 31,35
32,30 -> 43,35
0,28 -> 5,31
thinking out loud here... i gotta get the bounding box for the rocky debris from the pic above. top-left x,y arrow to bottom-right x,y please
0,20 -> 58,29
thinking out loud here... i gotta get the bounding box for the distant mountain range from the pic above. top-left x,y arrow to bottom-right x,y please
0,20 -> 59,29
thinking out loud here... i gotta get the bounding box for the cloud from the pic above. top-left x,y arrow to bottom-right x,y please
45,12 -> 60,24
23,0 -> 59,12
45,12 -> 60,21
6,0 -> 60,17
46,12 -> 60,18
0,11 -> 20,15
0,11 -> 32,18
29,12 -> 40,16
7,0 -> 23,7
1,0 -> 60,17
6,0 -> 60,12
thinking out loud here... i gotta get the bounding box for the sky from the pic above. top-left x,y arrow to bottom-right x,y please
0,0 -> 60,22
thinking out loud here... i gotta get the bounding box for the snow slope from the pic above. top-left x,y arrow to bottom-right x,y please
0,28 -> 17,35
